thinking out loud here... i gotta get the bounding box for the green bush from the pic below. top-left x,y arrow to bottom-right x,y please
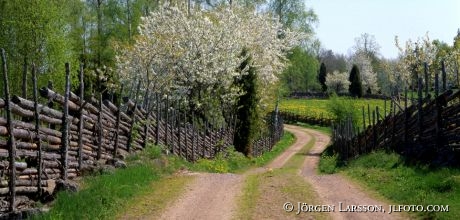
193,148 -> 252,173
319,154 -> 339,174
194,152 -> 230,173
327,94 -> 359,127
144,144 -> 163,159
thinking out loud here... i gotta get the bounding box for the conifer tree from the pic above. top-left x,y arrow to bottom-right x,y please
234,52 -> 259,156
319,62 -> 327,91
349,64 -> 363,97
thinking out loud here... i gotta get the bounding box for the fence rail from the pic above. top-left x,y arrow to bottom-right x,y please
0,50 -> 283,214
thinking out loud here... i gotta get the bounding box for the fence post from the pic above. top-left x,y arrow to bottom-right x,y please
390,97 -> 393,115
192,112 -> 196,161
113,84 -> 123,158
174,107 -> 178,155
97,94 -> 103,160
417,77 -> 423,139
127,80 -> 141,153
78,64 -> 85,169
60,63 -> 71,180
173,105 -> 176,154
211,117 -> 216,157
170,102 -> 174,154
392,99 -> 396,148
435,71 -> 439,98
165,97 -> 169,148
424,62 -> 429,98
367,104 -> 371,127
441,60 -> 447,92
372,110 -> 376,149
403,88 -> 408,145
220,125 -> 224,151
155,93 -> 160,145
435,91 -> 444,149
376,106 -> 380,123
2,49 -> 17,212
184,110 -> 188,160
31,64 -> 43,196
203,120 -> 208,158
176,100 -> 181,158
143,107 -> 151,149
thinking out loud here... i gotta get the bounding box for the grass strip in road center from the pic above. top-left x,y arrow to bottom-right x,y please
237,131 -> 330,220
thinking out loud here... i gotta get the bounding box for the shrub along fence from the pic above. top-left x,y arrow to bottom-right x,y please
332,62 -> 460,166
0,49 -> 283,214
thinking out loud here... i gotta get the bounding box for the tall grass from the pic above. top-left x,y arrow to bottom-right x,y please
34,165 -> 161,220
32,146 -> 190,220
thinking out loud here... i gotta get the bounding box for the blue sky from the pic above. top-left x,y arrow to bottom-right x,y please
306,0 -> 460,58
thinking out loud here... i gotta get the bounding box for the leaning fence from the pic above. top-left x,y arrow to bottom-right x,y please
0,49 -> 283,214
332,62 -> 460,166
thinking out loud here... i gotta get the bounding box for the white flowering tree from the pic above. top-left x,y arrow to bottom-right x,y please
395,33 -> 438,89
116,5 -> 301,124
325,71 -> 350,94
351,51 -> 379,94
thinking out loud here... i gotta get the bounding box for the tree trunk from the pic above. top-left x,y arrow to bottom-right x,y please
96,0 -> 103,67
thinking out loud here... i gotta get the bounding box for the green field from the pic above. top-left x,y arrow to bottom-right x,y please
279,97 -> 393,127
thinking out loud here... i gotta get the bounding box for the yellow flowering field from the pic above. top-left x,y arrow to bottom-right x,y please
278,97 -> 394,127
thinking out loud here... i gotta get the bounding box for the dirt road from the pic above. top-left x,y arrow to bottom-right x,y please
285,125 -> 404,220
157,125 -> 405,220
158,127 -> 308,220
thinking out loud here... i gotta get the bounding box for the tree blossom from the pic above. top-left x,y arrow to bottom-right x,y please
116,6 -> 302,120
326,71 -> 350,94
395,33 -> 438,88
351,51 -> 379,93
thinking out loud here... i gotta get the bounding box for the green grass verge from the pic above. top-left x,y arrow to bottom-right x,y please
31,146 -> 192,220
318,146 -> 340,174
283,134 -> 315,169
319,149 -> 460,220
237,174 -> 261,219
191,131 -> 296,173
116,175 -> 194,219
